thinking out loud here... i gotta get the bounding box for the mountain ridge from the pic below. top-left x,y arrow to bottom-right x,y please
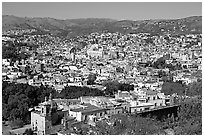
2,15 -> 202,37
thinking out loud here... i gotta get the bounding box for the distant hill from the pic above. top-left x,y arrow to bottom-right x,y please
2,15 -> 202,37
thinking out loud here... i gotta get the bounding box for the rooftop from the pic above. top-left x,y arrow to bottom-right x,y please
70,103 -> 108,114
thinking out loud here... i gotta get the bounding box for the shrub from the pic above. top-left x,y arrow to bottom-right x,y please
23,128 -> 34,135
9,119 -> 24,129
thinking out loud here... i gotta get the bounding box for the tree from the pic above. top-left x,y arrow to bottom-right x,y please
58,86 -> 104,99
174,98 -> 202,135
2,103 -> 9,121
87,73 -> 97,85
118,83 -> 134,91
186,81 -> 202,96
2,42 -> 32,62
102,80 -> 120,96
46,51 -> 52,56
23,128 -> 34,135
95,114 -> 164,135
9,119 -> 24,129
116,67 -> 123,73
51,113 -> 59,125
2,81 -> 57,124
158,70 -> 166,78
145,37 -> 153,44
153,57 -> 167,69
2,44 -> 18,61
161,82 -> 185,95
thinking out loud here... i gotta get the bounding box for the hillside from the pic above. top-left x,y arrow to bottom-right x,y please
2,15 -> 202,37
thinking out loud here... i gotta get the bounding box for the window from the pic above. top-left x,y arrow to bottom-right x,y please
153,97 -> 155,100
144,107 -> 149,110
46,107 -> 49,113
84,115 -> 87,120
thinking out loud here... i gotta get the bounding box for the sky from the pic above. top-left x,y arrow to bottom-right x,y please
2,2 -> 202,21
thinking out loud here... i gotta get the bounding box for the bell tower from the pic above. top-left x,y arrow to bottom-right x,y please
45,93 -> 54,135
41,93 -> 53,135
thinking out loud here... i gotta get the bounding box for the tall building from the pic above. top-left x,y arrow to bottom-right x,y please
70,47 -> 76,63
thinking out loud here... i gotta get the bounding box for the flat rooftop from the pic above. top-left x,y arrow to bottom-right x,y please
70,103 -> 108,114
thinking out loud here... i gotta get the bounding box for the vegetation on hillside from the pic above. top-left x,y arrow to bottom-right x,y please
2,79 -> 201,134
161,81 -> 202,96
2,41 -> 38,61
3,15 -> 202,37
2,82 -> 56,126
57,86 -> 104,99
93,97 -> 201,135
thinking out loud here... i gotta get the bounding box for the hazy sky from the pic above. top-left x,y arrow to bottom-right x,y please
2,2 -> 202,20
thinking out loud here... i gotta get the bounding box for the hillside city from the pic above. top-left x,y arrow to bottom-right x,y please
2,16 -> 202,135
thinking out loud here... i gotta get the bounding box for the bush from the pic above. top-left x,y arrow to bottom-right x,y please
2,82 -> 57,123
175,98 -> 202,135
186,81 -> 202,96
23,128 -> 34,135
161,82 -> 185,95
51,113 -> 59,125
9,119 -> 24,129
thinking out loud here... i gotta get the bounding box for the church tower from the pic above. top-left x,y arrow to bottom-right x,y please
44,93 -> 54,135
31,93 -> 58,135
